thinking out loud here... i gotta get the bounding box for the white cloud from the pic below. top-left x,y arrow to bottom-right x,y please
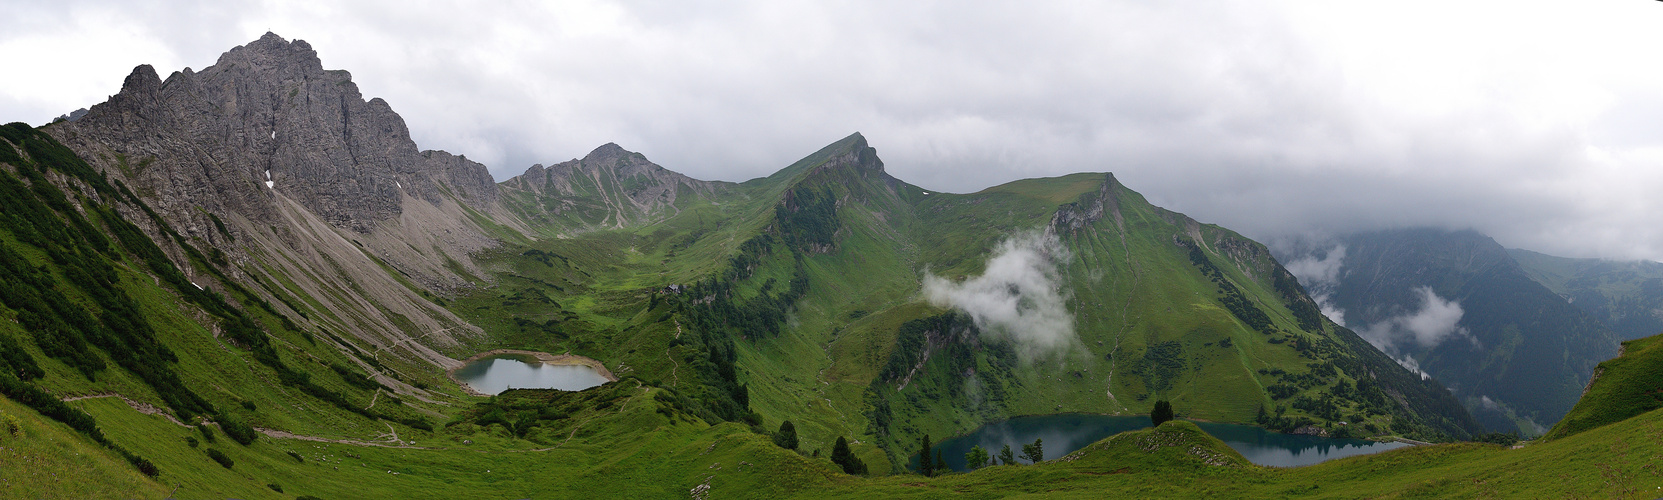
922,231 -> 1077,363
1284,245 -> 1347,326
1360,287 -> 1470,351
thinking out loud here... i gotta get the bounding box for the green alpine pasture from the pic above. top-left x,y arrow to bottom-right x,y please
1,125 -> 1650,498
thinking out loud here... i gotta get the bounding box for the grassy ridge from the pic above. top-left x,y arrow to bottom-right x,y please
0,125 -> 1558,498
452,137 -> 1482,475
1545,332 -> 1663,440
10,393 -> 1657,498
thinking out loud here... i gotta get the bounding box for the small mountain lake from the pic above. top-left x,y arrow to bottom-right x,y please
452,353 -> 612,395
914,414 -> 1410,471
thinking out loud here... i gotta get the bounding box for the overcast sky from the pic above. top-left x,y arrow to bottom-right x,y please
3,0 -> 1661,261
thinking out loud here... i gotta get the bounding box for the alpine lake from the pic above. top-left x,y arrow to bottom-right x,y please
914,414 -> 1410,472
452,353 -> 612,395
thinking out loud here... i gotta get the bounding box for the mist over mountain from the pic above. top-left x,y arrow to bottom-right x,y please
0,31 -> 1654,498
1275,229 -> 1620,435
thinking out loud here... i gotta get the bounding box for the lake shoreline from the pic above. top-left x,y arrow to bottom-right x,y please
919,413 -> 1411,471
934,412 -> 1401,445
449,350 -> 617,396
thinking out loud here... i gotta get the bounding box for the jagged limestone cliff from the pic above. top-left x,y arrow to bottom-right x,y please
44,33 -> 526,375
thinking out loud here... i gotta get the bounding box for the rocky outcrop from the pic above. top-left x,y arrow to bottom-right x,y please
1050,173 -> 1125,234
499,143 -> 734,232
41,33 -> 517,371
54,32 -> 496,233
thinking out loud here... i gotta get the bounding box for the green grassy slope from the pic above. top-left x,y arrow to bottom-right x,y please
0,122 -> 448,480
1544,332 -> 1663,440
15,396 -> 1656,499
806,410 -> 1663,499
0,121 -> 1643,498
1510,248 -> 1663,341
866,173 -> 1481,455
458,134 -> 1482,477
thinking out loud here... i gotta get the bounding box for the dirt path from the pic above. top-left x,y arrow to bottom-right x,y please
60,393 -> 192,427
1104,229 -> 1136,413
667,319 -> 683,386
67,383 -> 652,455
814,326 -> 850,423
257,427 -> 422,449
376,326 -> 461,354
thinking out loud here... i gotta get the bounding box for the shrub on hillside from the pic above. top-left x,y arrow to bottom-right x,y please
206,448 -> 234,469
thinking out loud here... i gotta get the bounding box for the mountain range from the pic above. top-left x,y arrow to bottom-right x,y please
0,33 -> 1656,498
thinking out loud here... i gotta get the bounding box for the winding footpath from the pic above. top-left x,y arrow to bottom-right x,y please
59,381 -> 651,454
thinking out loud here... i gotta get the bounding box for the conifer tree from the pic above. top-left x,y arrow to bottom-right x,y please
919,434 -> 934,476
965,445 -> 990,470
773,420 -> 798,450
1152,400 -> 1175,426
1021,438 -> 1044,464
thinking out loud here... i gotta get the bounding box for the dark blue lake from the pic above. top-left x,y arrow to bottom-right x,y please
913,414 -> 1409,471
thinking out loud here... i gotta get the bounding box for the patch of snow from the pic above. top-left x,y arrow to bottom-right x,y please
396,181 -> 402,189
270,130 -> 276,139
265,180 -> 274,188
192,282 -> 203,290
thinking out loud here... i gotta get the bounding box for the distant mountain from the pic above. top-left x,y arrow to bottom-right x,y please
498,142 -> 736,237
1509,249 -> 1663,341
1275,229 -> 1619,435
0,32 -> 1493,496
478,130 -> 1487,460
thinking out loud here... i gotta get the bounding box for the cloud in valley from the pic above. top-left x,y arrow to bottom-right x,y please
922,231 -> 1077,362
4,1 -> 1663,262
1284,244 -> 1348,327
1360,287 -> 1471,352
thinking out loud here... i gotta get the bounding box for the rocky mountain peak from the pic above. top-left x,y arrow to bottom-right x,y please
54,32 -> 499,235
768,132 -> 886,186
582,142 -> 630,163
219,32 -> 326,74
119,64 -> 163,96
499,143 -> 732,231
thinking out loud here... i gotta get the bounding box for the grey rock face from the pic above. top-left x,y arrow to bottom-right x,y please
56,32 -> 495,234
38,33 -> 506,368
499,143 -> 733,230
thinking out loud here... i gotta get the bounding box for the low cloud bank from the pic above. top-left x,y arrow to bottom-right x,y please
922,231 -> 1077,362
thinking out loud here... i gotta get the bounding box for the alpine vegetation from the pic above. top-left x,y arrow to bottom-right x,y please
922,230 -> 1079,362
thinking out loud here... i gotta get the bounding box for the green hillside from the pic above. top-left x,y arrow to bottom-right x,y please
1510,248 -> 1663,341
1544,332 -> 1663,440
0,115 -> 1652,498
467,133 -> 1482,473
1277,230 -> 1620,435
7,388 -> 1658,498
